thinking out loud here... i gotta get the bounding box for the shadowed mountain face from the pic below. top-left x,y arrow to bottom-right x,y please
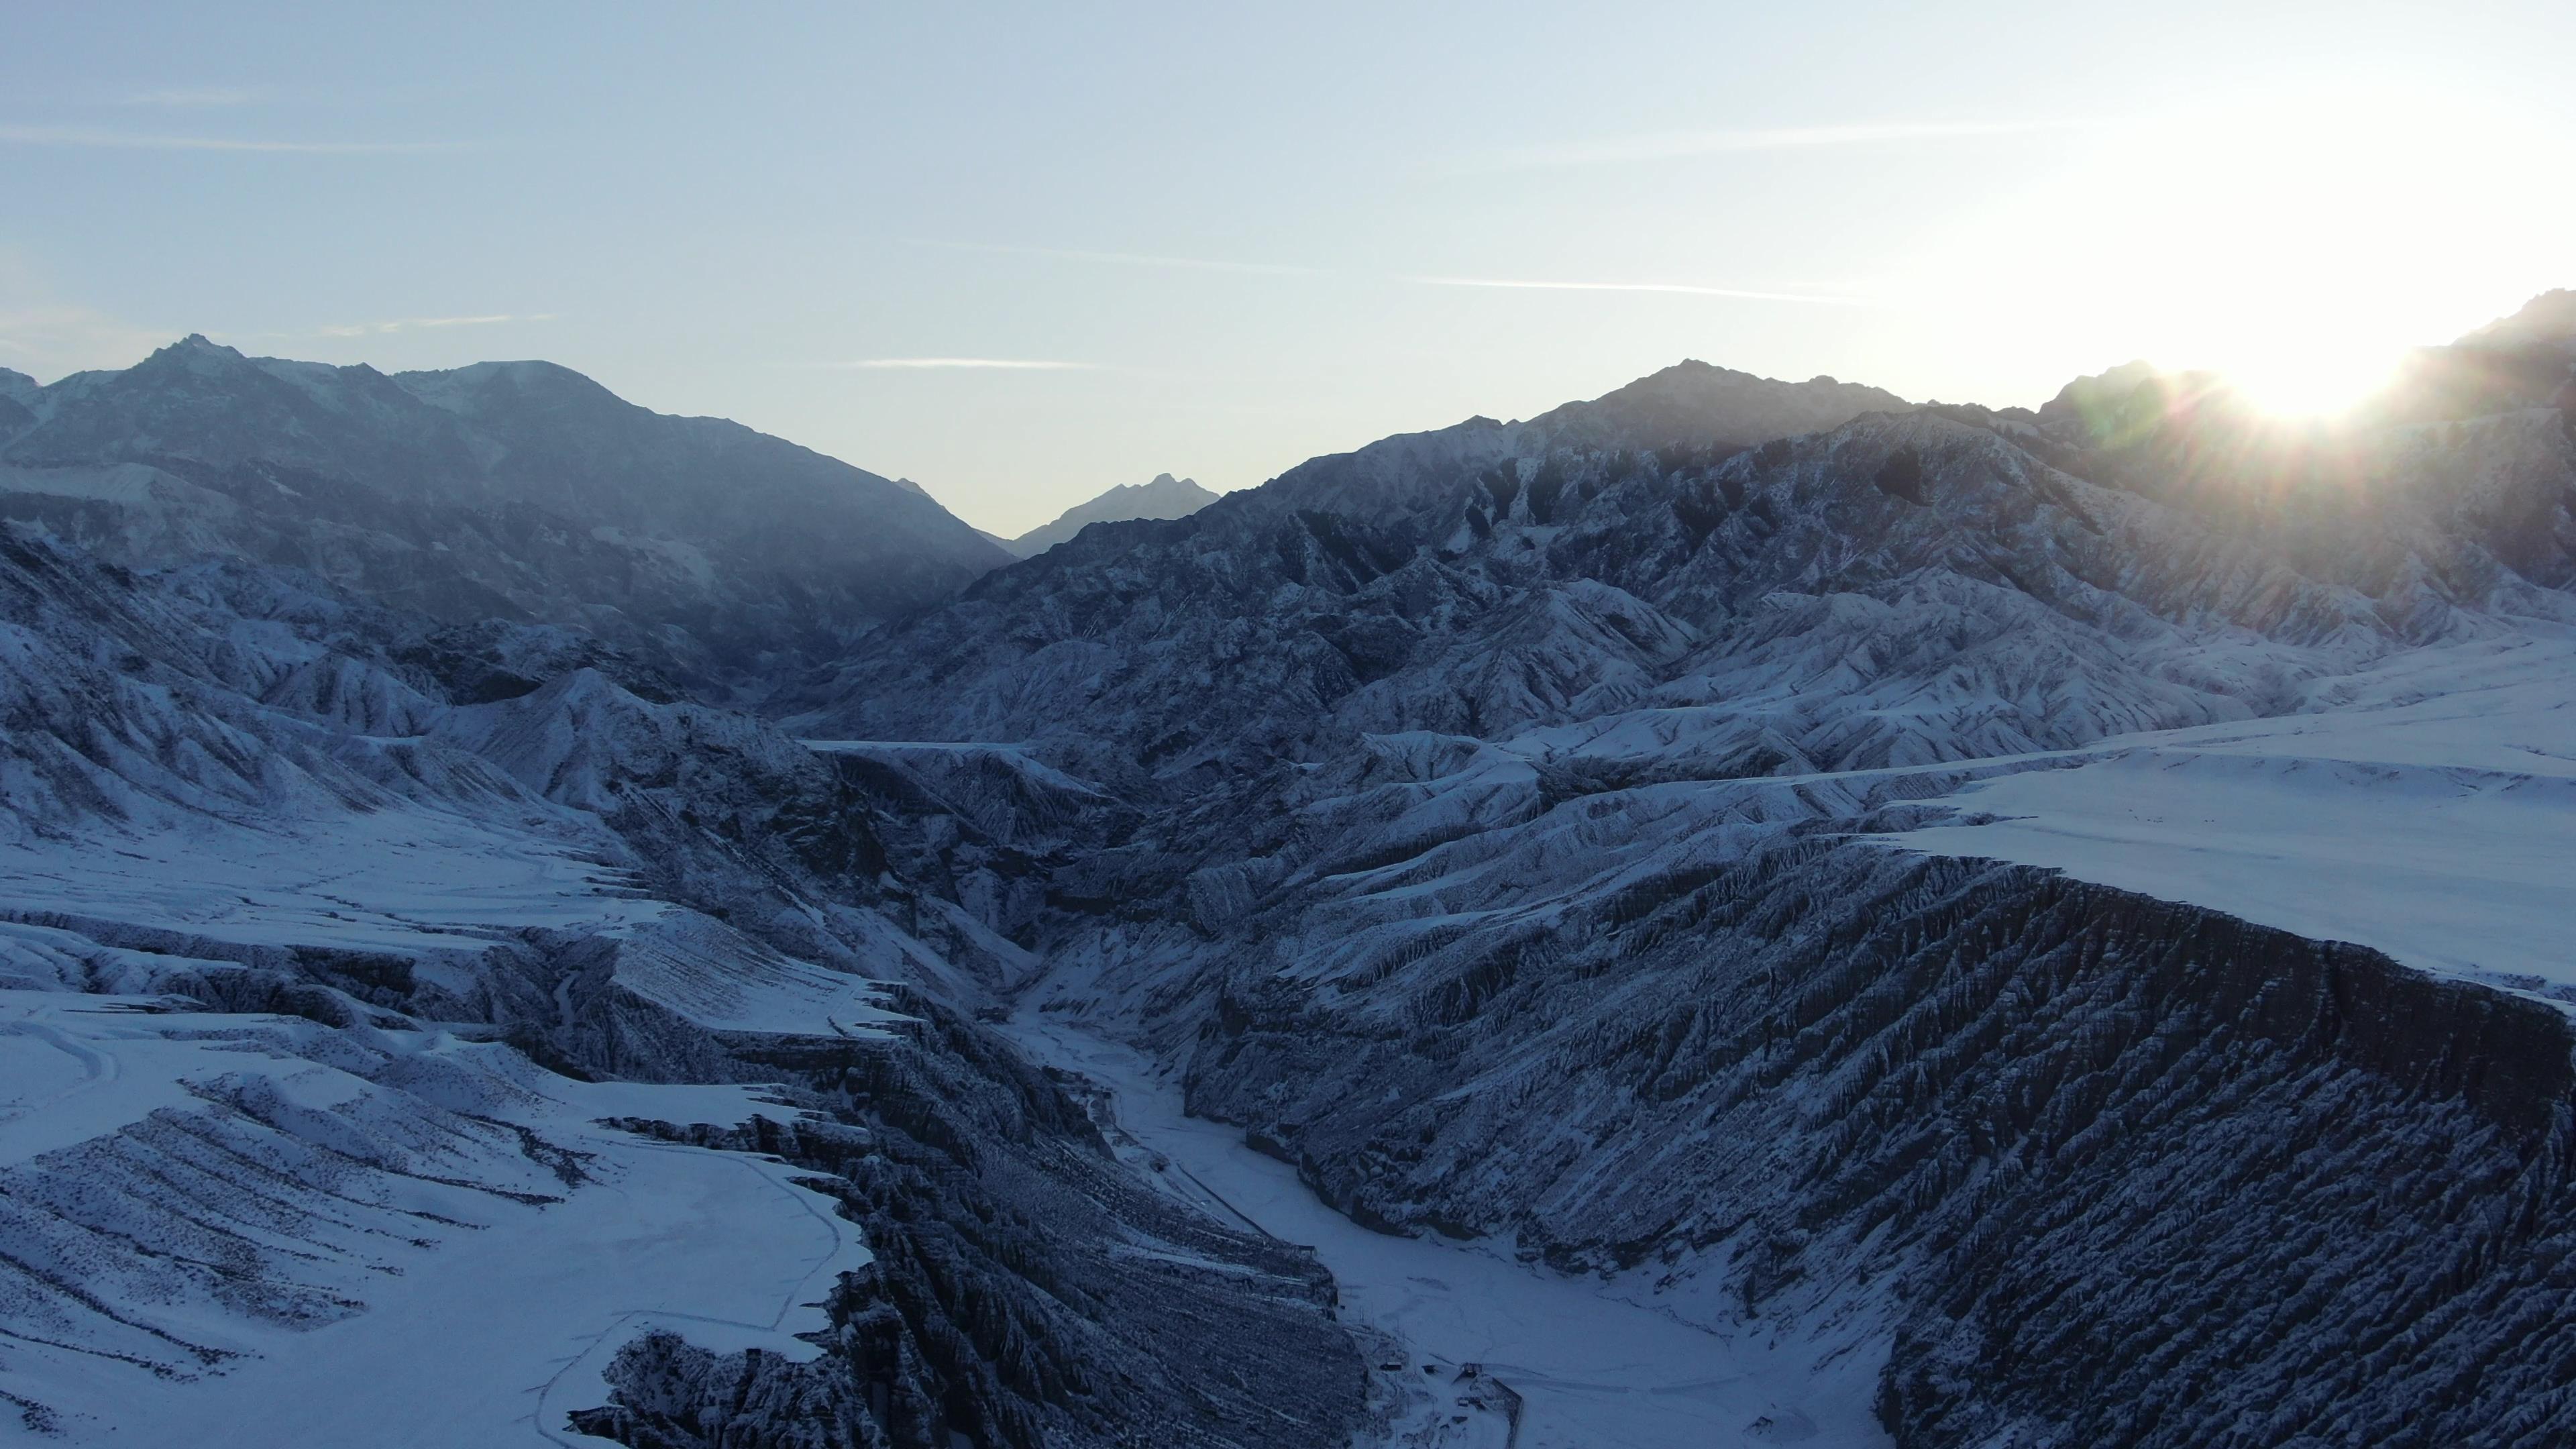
0,336 -> 1010,699
2430,287 -> 2576,416
2019,290 -> 2576,528
1006,472 -> 1218,557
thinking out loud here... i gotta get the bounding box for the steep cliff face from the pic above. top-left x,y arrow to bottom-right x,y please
1177,840 -> 2576,1448
570,995 -> 1363,1449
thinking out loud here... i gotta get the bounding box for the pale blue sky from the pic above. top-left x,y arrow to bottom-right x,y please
6,2 -> 2571,533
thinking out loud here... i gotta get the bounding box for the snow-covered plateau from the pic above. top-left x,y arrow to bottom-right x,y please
4,297 -> 2575,1446
1896,627 -> 2576,997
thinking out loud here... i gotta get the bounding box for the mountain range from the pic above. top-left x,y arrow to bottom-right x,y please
0,337 -> 1011,700
1,295 -> 2573,1448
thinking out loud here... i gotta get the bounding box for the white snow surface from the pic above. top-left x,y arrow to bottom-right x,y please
0,805 -> 655,957
1004,1009 -> 1892,1449
0,991 -> 867,1446
1892,629 -> 2576,997
0,798 -> 902,1038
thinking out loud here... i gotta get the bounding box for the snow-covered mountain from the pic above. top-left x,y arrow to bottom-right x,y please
0,337 -> 1012,700
802,302 -> 2576,1446
1002,471 -> 1219,557
5,301 -> 2576,1448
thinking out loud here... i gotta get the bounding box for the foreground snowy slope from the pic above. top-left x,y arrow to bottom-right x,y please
0,989 -> 870,1443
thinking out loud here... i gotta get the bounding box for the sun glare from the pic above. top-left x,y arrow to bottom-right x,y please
2209,340 -> 2402,419
1907,75 -> 2573,419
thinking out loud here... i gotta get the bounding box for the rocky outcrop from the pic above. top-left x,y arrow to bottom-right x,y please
573,994 -> 1364,1449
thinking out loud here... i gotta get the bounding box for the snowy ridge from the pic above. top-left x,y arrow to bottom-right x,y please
0,335 -> 1010,698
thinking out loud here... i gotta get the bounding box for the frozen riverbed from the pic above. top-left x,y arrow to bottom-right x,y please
1004,1009 -> 1891,1449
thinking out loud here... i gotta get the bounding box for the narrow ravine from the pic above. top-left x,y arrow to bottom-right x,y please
1002,1006 -> 1892,1449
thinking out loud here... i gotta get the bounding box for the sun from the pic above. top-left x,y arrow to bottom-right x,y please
1908,74 -> 2572,423
2208,337 -> 2402,420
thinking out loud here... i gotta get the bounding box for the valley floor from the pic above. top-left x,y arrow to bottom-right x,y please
1002,1007 -> 1892,1449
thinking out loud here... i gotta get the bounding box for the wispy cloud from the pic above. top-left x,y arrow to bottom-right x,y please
119,87 -> 268,108
829,357 -> 1099,370
933,239 -> 1855,306
312,313 -> 559,337
1411,276 -> 1865,305
1474,118 -> 2086,170
920,239 -> 1332,278
0,124 -> 458,154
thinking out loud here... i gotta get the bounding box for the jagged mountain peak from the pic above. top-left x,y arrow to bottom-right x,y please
2030,359 -> 2182,444
157,331 -> 244,360
1523,357 -> 1913,453
1004,470 -> 1221,557
125,333 -> 260,384
1089,470 -> 1212,504
2044,359 -> 2162,407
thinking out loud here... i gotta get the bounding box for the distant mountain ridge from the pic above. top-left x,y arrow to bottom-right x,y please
1519,358 -> 1911,451
0,335 -> 1011,698
1006,472 -> 1218,557
796,360 -> 1927,759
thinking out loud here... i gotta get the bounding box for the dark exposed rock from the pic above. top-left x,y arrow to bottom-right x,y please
1184,843 -> 2576,1448
572,992 -> 1365,1449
